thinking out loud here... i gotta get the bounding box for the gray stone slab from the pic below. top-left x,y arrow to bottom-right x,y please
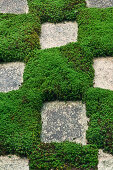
0,0 -> 29,14
0,62 -> 25,92
0,155 -> 29,170
98,150 -> 113,170
40,21 -> 78,49
41,101 -> 89,145
86,0 -> 113,8
93,57 -> 113,91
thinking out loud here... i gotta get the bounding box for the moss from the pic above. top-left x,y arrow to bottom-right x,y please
0,89 -> 42,156
23,47 -> 93,101
29,142 -> 98,169
85,88 -> 113,155
28,0 -> 86,23
77,7 -> 113,57
0,13 -> 41,62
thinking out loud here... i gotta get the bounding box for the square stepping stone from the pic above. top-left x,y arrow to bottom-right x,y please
0,62 -> 25,92
0,0 -> 29,14
40,21 -> 78,49
98,150 -> 113,170
41,101 -> 89,145
86,0 -> 113,8
0,155 -> 29,170
93,57 -> 113,91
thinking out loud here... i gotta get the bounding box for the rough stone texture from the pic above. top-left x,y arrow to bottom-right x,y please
86,0 -> 113,8
41,101 -> 89,145
0,0 -> 29,14
0,62 -> 25,92
98,150 -> 113,170
93,57 -> 113,91
40,21 -> 78,49
0,155 -> 29,170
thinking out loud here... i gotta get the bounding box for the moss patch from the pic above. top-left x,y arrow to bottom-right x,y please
28,0 -> 86,23
77,7 -> 113,57
0,13 -> 41,62
23,47 -> 93,101
85,88 -> 113,155
29,142 -> 98,169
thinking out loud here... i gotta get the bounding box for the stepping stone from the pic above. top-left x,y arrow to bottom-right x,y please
0,155 -> 29,170
0,0 -> 29,14
41,101 -> 89,145
98,150 -> 113,170
86,0 -> 113,8
0,62 -> 25,92
93,57 -> 113,91
40,21 -> 78,49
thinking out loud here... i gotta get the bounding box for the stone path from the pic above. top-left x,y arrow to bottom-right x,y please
0,0 -> 29,14
0,155 -> 29,170
86,0 -> 113,8
98,150 -> 113,170
40,21 -> 78,49
0,62 -> 25,92
93,57 -> 113,91
41,101 -> 89,145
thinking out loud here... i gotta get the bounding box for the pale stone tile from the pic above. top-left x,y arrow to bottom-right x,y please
41,101 -> 89,145
0,0 -> 29,14
0,62 -> 25,92
86,0 -> 113,8
93,57 -> 113,91
0,155 -> 29,170
98,150 -> 113,170
40,21 -> 78,49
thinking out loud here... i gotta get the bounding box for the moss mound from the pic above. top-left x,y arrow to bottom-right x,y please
28,0 -> 86,23
0,13 -> 41,62
85,88 -> 113,155
30,142 -> 98,169
77,7 -> 113,57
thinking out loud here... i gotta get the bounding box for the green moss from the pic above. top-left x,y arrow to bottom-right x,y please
28,0 -> 86,23
85,88 -> 113,155
0,13 -> 41,62
0,90 -> 42,156
29,142 -> 98,169
77,7 -> 113,57
60,43 -> 94,86
23,47 -> 93,101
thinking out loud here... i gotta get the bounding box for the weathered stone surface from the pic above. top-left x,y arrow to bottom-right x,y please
0,62 -> 25,92
41,101 -> 89,145
93,57 -> 113,91
40,21 -> 78,49
0,155 -> 29,170
0,0 -> 29,14
86,0 -> 113,8
98,150 -> 113,170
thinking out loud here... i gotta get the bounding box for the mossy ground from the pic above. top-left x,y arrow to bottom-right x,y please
0,0 -> 113,169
